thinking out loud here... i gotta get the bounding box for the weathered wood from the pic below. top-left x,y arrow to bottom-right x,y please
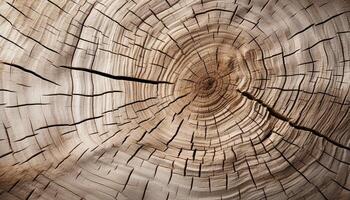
0,0 -> 349,199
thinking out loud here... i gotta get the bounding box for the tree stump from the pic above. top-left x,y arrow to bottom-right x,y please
0,0 -> 349,199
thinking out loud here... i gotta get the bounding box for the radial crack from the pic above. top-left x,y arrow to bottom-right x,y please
59,65 -> 174,85
237,89 -> 350,151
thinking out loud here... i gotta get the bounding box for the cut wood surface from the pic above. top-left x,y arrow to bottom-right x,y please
0,0 -> 349,199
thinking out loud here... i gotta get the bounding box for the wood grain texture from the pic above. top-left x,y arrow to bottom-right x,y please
0,0 -> 349,199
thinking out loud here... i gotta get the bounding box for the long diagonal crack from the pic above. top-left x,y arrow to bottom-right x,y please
1,62 -> 60,86
237,89 -> 350,151
59,65 -> 174,85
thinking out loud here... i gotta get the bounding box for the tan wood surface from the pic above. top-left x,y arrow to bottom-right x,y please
0,0 -> 349,199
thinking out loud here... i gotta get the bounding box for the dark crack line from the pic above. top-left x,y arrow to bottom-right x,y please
95,9 -> 131,32
237,89 -> 289,121
103,96 -> 158,114
14,134 -> 37,142
43,90 -> 122,97
6,103 -> 49,108
166,119 -> 184,145
15,28 -> 60,54
0,88 -> 15,93
35,115 -> 103,131
0,34 -> 23,49
3,123 -> 13,152
288,24 -> 314,40
0,151 -> 12,159
237,89 -> 350,151
315,11 -> 350,26
21,150 -> 45,164
1,62 -> 60,86
46,0 -> 68,14
6,2 -> 28,18
275,147 -> 328,200
59,65 -> 173,85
